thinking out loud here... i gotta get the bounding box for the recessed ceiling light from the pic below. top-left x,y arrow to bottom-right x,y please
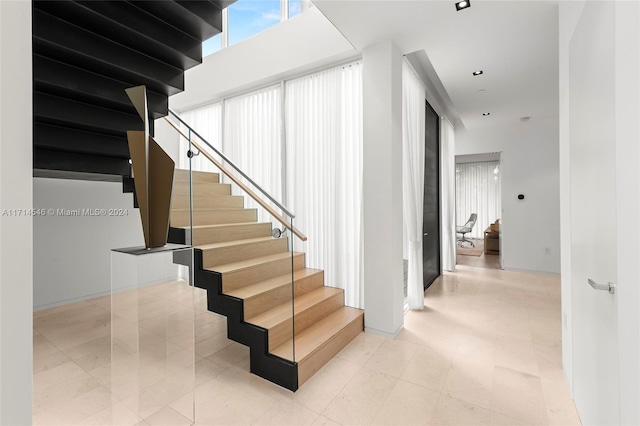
482,112 -> 491,116
472,70 -> 483,76
520,116 -> 531,122
477,89 -> 485,93
455,0 -> 471,11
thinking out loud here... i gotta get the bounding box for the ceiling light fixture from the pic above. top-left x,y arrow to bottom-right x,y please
482,112 -> 491,116
472,70 -> 483,76
455,0 -> 471,11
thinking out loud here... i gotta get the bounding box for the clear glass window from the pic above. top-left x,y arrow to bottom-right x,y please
227,0 -> 281,45
288,0 -> 301,18
202,33 -> 222,57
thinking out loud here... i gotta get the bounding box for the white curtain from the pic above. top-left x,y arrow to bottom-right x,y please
402,59 -> 426,310
224,85 -> 283,224
178,103 -> 222,172
440,118 -> 456,271
285,62 -> 364,309
455,161 -> 501,239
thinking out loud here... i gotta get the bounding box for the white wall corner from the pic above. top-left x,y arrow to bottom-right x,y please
0,0 -> 33,423
558,0 -> 586,396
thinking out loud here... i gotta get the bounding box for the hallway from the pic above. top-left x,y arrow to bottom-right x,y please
32,266 -> 579,425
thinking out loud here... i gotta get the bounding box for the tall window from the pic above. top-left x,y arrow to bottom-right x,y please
285,62 -> 364,309
224,85 -> 283,224
227,0 -> 281,46
178,103 -> 222,173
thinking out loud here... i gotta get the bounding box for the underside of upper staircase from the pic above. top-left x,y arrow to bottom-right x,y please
32,0 -> 233,180
169,169 -> 364,391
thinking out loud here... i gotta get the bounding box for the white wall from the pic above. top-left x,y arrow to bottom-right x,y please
558,0 -> 586,396
613,4 -> 640,422
33,178 -> 179,310
456,120 -> 561,274
362,41 -> 404,338
0,0 -> 33,423
170,7 -> 355,111
559,1 -> 640,422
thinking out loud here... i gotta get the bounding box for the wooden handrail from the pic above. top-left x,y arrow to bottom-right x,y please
163,117 -> 308,242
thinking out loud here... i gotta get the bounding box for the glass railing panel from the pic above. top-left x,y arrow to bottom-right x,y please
165,109 -> 303,377
110,245 -> 195,425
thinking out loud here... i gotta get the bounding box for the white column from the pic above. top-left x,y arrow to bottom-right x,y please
0,0 -> 33,424
362,41 -> 404,338
615,1 -> 640,423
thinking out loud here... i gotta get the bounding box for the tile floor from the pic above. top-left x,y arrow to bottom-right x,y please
33,265 -> 581,425
456,239 -> 501,270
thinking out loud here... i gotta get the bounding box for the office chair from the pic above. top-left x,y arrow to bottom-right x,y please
457,213 -> 478,247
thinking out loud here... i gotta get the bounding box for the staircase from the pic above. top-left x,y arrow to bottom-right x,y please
32,0 -> 230,179
170,169 -> 364,391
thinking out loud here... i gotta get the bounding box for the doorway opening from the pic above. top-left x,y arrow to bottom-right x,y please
454,152 -> 502,270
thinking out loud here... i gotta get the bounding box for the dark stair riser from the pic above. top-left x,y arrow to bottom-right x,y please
32,0 -> 233,178
34,55 -> 169,118
35,123 -> 130,158
176,248 -> 299,391
129,1 -> 224,40
35,1 -> 203,70
34,91 -> 144,137
35,149 -> 130,176
33,9 -> 186,93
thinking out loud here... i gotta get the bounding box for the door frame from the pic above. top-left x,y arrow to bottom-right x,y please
423,99 -> 441,289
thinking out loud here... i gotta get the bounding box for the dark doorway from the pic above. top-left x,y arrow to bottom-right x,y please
423,101 -> 441,289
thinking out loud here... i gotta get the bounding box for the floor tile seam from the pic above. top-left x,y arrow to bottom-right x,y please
319,365 -> 396,425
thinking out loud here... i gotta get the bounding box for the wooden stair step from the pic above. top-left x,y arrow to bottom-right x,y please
172,194 -> 244,210
214,252 -> 306,291
170,208 -> 257,227
173,181 -> 232,196
226,268 -> 324,319
180,222 -> 272,245
247,286 -> 345,351
200,237 -> 289,269
271,306 -> 364,385
174,169 -> 220,183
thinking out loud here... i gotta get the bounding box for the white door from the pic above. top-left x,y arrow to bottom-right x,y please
569,2 -> 619,424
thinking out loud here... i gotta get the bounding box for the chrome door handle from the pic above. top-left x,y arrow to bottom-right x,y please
424,233 -> 428,236
588,278 -> 616,294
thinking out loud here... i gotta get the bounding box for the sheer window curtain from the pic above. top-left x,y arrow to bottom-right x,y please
440,118 -> 456,271
285,62 -> 364,309
402,59 -> 426,310
455,161 -> 501,239
224,85 -> 283,224
178,103 -> 222,172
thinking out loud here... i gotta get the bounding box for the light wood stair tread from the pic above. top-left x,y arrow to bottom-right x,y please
196,236 -> 279,251
176,222 -> 266,230
171,206 -> 251,212
211,251 -> 305,274
225,268 -> 322,300
247,286 -> 343,328
174,169 -> 219,178
271,306 -> 363,361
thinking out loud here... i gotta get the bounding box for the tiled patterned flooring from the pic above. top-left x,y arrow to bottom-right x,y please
33,265 -> 581,425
